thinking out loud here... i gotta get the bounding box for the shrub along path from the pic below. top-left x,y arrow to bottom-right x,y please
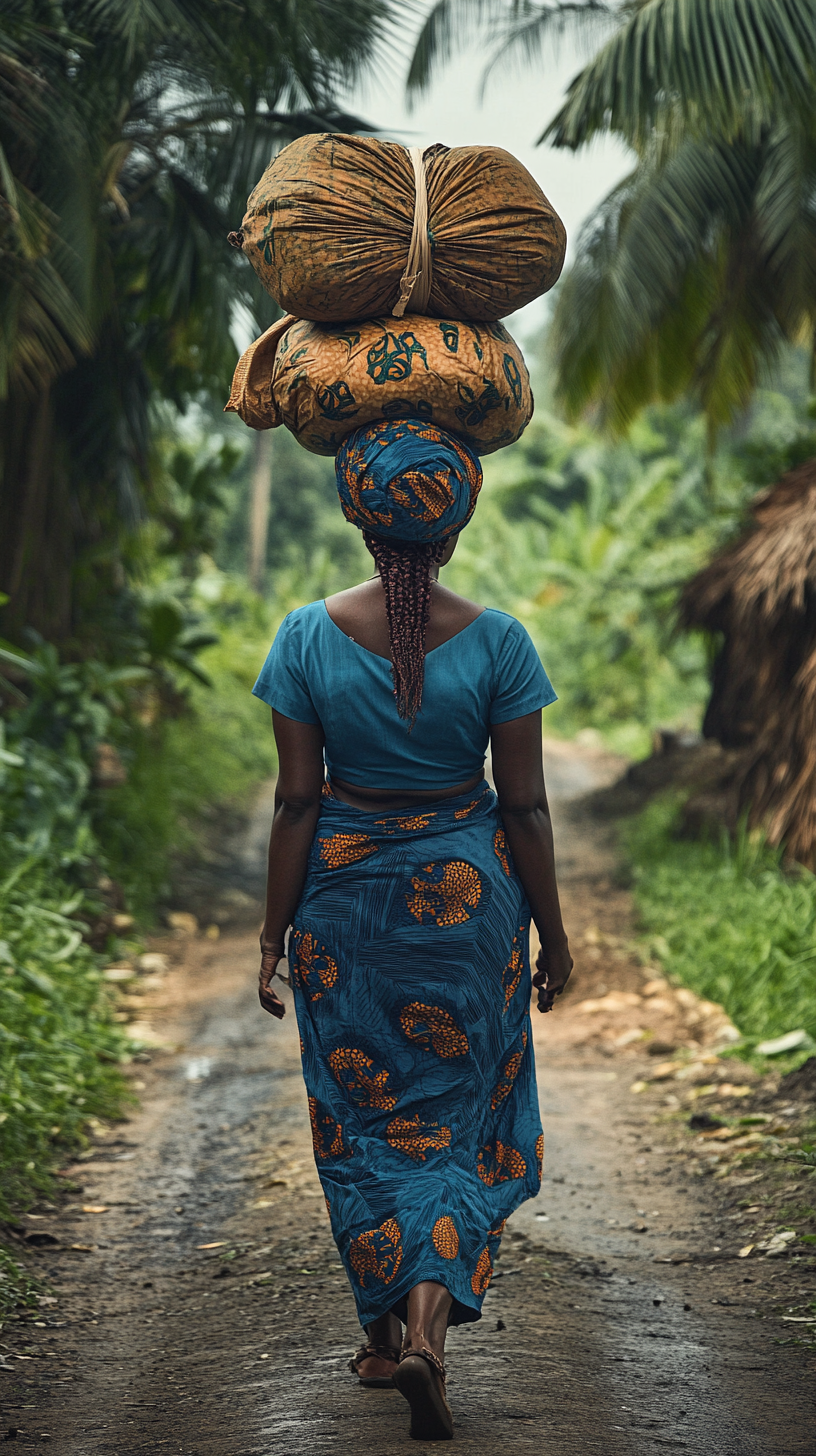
1,744 -> 813,1454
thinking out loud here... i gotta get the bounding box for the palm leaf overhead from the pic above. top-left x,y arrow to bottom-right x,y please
553,123 -> 816,430
406,0 -> 816,429
544,0 -> 816,425
544,0 -> 816,149
406,0 -> 613,96
0,0 -> 403,642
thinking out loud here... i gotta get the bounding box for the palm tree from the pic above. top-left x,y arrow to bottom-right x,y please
0,0 -> 400,644
408,0 -> 816,432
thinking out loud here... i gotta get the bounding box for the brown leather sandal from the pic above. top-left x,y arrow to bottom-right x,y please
393,1346 -> 453,1440
349,1342 -> 400,1388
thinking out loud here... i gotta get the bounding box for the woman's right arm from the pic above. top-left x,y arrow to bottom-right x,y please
258,709 -> 325,1019
490,711 -> 573,1011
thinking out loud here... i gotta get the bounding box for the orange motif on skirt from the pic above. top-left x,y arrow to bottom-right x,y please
453,798 -> 479,819
399,1002 -> 469,1057
349,1217 -> 403,1287
328,1047 -> 397,1110
471,1246 -> 493,1296
319,833 -> 378,869
493,828 -> 511,876
502,927 -> 526,1011
290,929 -> 338,1001
489,1218 -> 506,1239
477,1139 -> 527,1186
376,812 -> 436,832
432,1216 -> 460,1260
406,860 -> 481,926
491,1048 -> 524,1109
535,1133 -> 544,1180
386,1114 -> 452,1161
308,1097 -> 350,1161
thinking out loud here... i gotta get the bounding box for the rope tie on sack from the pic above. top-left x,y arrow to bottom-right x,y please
392,146 -> 434,318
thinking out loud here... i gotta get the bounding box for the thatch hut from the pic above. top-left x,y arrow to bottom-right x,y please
680,457 -> 816,868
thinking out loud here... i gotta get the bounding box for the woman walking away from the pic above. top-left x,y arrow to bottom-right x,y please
252,420 -> 572,1441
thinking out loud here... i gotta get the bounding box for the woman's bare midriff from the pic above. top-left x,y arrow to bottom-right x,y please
329,769 -> 485,814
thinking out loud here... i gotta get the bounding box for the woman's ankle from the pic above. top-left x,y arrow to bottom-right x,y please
404,1281 -> 452,1359
366,1311 -> 402,1350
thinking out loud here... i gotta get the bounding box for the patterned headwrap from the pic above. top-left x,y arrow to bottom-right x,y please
335,420 -> 482,543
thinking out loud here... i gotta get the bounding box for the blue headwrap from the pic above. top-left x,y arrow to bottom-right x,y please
335,420 -> 482,543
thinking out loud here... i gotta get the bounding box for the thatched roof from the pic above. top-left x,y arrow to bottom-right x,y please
678,457 -> 816,866
681,457 -> 816,629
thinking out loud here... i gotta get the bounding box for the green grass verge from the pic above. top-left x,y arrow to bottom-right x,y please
623,796 -> 816,1047
0,858 -> 132,1219
0,1245 -> 46,1326
97,619 -> 277,920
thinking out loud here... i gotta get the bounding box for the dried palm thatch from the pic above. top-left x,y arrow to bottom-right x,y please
680,458 -> 816,866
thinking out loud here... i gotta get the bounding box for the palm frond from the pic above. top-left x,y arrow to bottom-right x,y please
482,0 -> 614,99
406,0 -> 613,95
406,0 -> 519,93
544,0 -> 816,151
552,121 -> 816,429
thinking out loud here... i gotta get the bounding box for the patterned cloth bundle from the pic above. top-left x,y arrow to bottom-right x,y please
226,132 -> 567,471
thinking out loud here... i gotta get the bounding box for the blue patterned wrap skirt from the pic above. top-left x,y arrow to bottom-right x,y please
289,780 -> 543,1327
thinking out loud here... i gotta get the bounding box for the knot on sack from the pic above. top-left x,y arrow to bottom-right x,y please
392,146 -> 434,318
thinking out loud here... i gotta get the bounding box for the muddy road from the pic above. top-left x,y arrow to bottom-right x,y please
3,742 -> 814,1453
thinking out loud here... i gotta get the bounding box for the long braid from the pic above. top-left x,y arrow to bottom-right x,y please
364,532 -> 447,726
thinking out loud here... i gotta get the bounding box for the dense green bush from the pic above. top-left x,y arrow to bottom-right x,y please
0,711 -> 131,1216
625,796 -> 816,1046
0,853 -> 129,1216
444,388 -> 816,754
97,575 -> 279,917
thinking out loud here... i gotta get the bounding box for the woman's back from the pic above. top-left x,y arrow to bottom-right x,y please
325,577 -> 482,659
252,588 -> 556,792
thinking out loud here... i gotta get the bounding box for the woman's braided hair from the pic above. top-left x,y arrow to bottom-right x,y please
364,531 -> 448,726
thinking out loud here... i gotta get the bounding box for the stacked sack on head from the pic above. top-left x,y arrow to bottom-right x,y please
225,133 -> 566,460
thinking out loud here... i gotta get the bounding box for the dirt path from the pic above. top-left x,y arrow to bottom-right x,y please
2,743 -> 813,1453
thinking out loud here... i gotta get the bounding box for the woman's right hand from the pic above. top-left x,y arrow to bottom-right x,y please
532,938 -> 573,1013
259,946 -> 287,1019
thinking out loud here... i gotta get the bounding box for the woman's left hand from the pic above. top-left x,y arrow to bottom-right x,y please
259,947 -> 287,1019
532,938 -> 573,1013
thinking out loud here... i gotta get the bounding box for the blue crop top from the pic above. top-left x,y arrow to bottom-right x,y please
252,600 -> 556,791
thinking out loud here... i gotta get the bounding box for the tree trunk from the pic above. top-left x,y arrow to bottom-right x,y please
248,432 -> 273,592
0,386 -> 74,643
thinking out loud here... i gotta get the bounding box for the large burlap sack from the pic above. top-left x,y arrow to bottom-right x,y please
226,315 -> 533,457
230,134 -> 565,323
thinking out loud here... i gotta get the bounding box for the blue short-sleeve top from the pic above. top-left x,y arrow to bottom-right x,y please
252,600 -> 556,791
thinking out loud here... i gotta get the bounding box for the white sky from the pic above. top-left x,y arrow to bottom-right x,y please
346,16 -> 633,345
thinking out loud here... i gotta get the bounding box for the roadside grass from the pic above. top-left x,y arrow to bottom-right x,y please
623,796 -> 816,1047
97,616 -> 277,920
0,1245 -> 45,1325
0,858 -> 131,1219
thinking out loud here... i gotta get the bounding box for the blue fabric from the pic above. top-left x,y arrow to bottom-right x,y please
291,781 -> 542,1326
335,420 -> 482,543
252,601 -> 557,791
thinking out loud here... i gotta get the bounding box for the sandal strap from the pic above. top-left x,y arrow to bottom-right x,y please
400,1345 -> 447,1382
349,1343 -> 401,1373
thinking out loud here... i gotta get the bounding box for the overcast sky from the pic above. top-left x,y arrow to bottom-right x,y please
345,15 -> 632,343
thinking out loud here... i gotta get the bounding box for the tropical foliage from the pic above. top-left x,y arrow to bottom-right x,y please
410,0 -> 816,430
446,403 -> 739,752
0,0 -> 397,643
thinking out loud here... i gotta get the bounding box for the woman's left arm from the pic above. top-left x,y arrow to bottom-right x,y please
259,709 -> 326,1019
490,711 -> 573,1012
